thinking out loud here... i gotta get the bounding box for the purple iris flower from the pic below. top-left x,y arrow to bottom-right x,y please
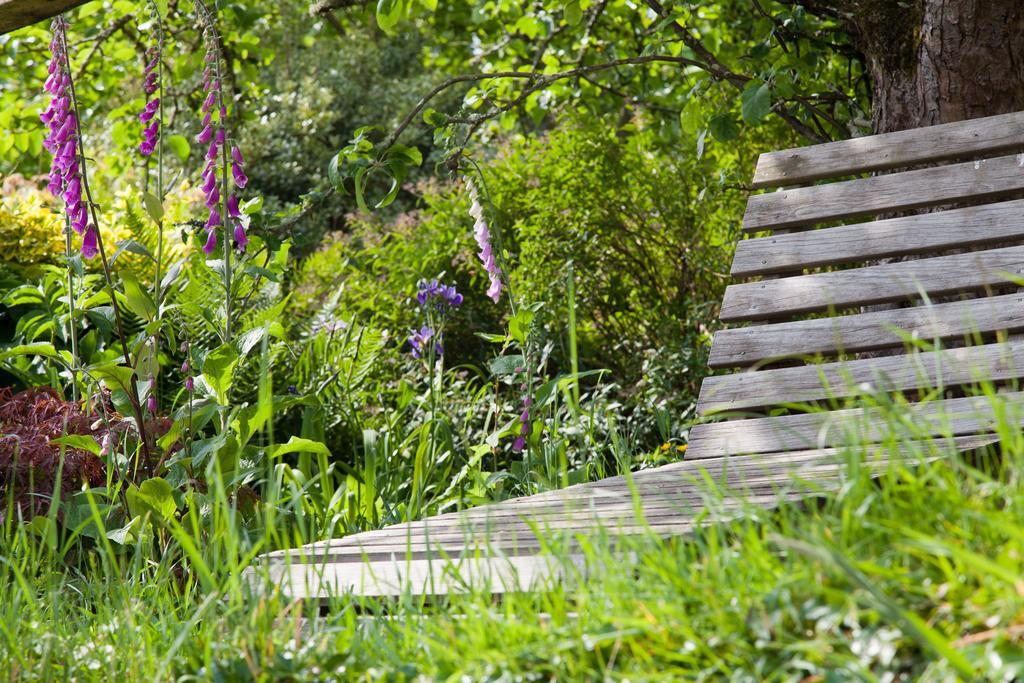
408,325 -> 437,359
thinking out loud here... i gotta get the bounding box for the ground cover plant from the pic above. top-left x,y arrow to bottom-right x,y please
1,0 -> 1023,679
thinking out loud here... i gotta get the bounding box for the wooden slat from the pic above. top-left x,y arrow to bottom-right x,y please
720,245 -> 1024,323
731,199 -> 1024,277
266,435 -> 994,565
743,153 -> 1024,233
698,340 -> 1024,415
0,0 -> 91,34
686,392 -> 1020,459
709,292 -> 1024,368
751,112 -> 1024,189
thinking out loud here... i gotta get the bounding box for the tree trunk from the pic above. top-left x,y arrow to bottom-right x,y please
844,0 -> 1024,133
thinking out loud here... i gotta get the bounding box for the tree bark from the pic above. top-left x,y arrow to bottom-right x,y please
839,0 -> 1024,133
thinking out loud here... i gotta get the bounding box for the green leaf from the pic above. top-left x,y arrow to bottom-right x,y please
142,190 -> 164,223
120,271 -> 157,322
269,436 -> 332,459
509,309 -> 534,345
740,80 -> 772,124
489,354 -> 525,377
127,477 -> 177,521
51,434 -> 101,455
389,143 -> 422,167
708,114 -> 739,141
564,0 -> 582,26
88,362 -> 136,394
166,134 -> 190,162
0,342 -> 70,365
422,108 -> 446,127
202,344 -> 238,406
376,0 -> 404,34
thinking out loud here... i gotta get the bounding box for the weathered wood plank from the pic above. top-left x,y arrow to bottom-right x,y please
255,552 -> 591,598
743,153 -> 1024,233
0,0 -> 91,34
720,245 -> 1024,323
264,435 -> 995,567
751,111 -> 1024,188
686,392 -> 1019,459
731,199 -> 1024,277
709,292 -> 1024,368
698,340 -> 1024,415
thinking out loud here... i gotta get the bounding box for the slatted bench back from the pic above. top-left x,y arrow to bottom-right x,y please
688,111 -> 1024,460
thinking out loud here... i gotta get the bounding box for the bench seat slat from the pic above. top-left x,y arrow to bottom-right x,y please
709,292 -> 1024,368
720,244 -> 1024,323
698,340 -> 1024,415
732,199 -> 1024,277
686,393 -> 1020,459
743,152 -> 1024,233
752,111 -> 1024,188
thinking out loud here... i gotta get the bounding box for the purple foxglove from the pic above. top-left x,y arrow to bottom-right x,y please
233,223 -> 248,251
202,229 -> 217,254
81,225 -> 99,259
231,146 -> 244,166
205,208 -> 221,228
226,194 -> 240,218
231,162 -> 248,189
201,171 -> 217,194
147,395 -> 157,413
466,179 -> 503,303
185,376 -> 194,392
204,185 -> 220,208
196,124 -> 213,144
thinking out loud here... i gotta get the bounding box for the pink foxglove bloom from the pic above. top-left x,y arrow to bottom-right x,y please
202,228 -> 218,255
511,394 -> 531,452
138,42 -> 161,157
467,179 -> 503,303
193,10 -> 251,254
41,17 -> 93,256
81,225 -> 99,259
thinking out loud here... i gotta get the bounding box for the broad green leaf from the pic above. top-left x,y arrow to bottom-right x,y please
489,354 -> 525,377
376,0 -> 404,34
269,436 -> 331,459
120,271 -> 157,322
202,344 -> 238,406
142,190 -> 164,223
509,309 -> 534,345
127,477 -> 178,521
166,134 -> 190,161
89,362 -> 136,394
51,434 -> 101,455
741,80 -> 772,124
708,114 -> 739,141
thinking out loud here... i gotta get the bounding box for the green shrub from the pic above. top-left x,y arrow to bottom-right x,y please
290,120 -> 759,444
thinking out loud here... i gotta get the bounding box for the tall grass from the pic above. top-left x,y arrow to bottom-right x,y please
3,384 -> 1024,680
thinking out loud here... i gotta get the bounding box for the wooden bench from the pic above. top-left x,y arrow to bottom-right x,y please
258,111 -> 1024,599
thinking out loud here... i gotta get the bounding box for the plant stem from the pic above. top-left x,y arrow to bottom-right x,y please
63,216 -> 80,403
59,26 -> 153,472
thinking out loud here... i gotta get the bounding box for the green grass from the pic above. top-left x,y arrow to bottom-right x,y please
3,397 -> 1024,681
